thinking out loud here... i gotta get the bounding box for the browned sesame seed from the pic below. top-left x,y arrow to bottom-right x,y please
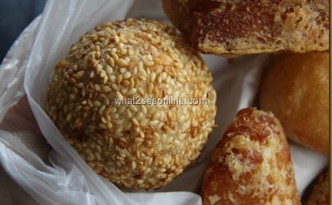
102,85 -> 112,92
131,118 -> 140,127
45,18 -> 216,190
117,59 -> 128,67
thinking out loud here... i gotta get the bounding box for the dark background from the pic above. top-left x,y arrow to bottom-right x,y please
0,0 -> 47,63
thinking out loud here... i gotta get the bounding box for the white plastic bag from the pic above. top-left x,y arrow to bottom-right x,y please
0,0 -> 328,204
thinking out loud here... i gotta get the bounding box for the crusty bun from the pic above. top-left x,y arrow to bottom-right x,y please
303,168 -> 329,205
45,18 -> 217,190
163,0 -> 329,55
202,108 -> 300,205
259,52 -> 329,154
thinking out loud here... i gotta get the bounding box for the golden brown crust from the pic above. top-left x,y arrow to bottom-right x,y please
163,0 -> 329,55
259,52 -> 329,154
202,108 -> 300,205
303,169 -> 329,205
45,19 -> 217,190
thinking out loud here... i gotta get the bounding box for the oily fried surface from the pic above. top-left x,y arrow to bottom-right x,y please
163,0 -> 329,55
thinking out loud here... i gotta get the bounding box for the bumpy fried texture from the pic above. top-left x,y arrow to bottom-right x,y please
259,52 -> 329,154
45,19 -> 217,190
303,169 -> 329,205
202,108 -> 300,205
163,0 -> 329,55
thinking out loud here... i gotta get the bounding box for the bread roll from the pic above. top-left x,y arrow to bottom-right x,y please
45,19 -> 217,190
163,0 -> 329,55
202,108 -> 300,205
259,52 -> 329,154
303,168 -> 329,205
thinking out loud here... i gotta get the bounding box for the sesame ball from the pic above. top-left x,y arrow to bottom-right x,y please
45,18 -> 216,190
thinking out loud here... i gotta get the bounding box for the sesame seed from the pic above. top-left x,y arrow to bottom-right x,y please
131,118 -> 140,127
69,94 -> 75,101
106,56 -> 115,67
94,84 -> 101,91
112,53 -> 119,61
102,85 -> 112,92
126,109 -> 132,118
151,72 -> 156,81
99,105 -> 106,115
123,71 -> 131,79
137,87 -> 144,96
100,71 -> 106,78
140,118 -> 149,127
117,75 -> 123,84
114,36 -> 120,44
150,120 -> 159,126
131,161 -> 137,169
127,88 -> 137,95
147,83 -> 154,93
120,67 -> 126,73
121,80 -> 130,87
90,71 -> 95,78
129,78 -> 135,88
138,130 -> 145,138
138,61 -> 143,70
128,39 -> 137,45
139,66 -> 147,77
93,101 -> 102,107
118,59 -> 128,67
96,64 -> 103,74
45,18 -> 216,190
128,48 -> 134,56
111,84 -> 119,91
74,71 -> 85,79
116,91 -> 123,100
118,105 -> 126,114
141,105 -> 147,114
106,122 -> 112,129
66,113 -> 72,122
133,66 -> 138,75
